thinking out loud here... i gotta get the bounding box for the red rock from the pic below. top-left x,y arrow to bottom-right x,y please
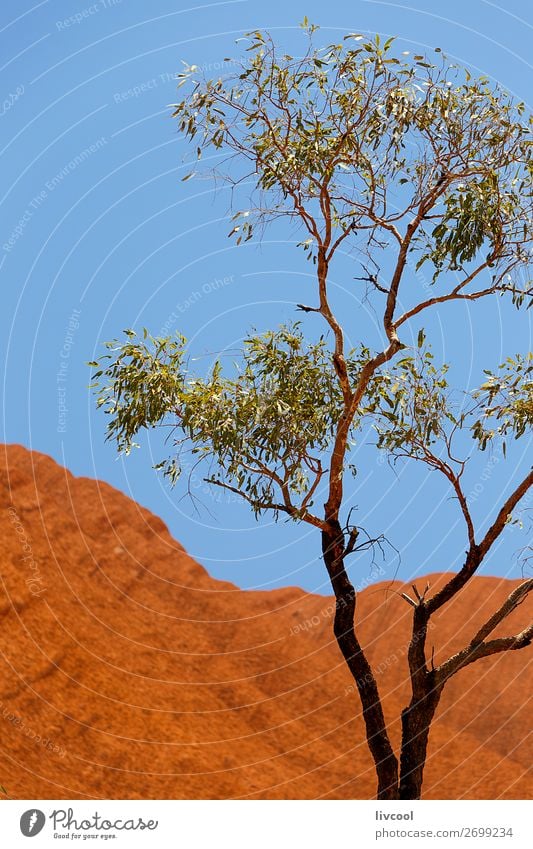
0,444 -> 530,799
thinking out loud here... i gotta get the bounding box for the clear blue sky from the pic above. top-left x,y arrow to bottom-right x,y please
1,0 -> 531,594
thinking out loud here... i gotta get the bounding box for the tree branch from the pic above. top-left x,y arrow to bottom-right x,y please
419,448 -> 476,549
394,261 -> 524,329
436,579 -> 533,682
478,468 -> 533,560
205,477 -> 327,530
426,468 -> 533,616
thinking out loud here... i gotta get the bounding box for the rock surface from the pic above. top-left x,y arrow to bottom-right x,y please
0,444 -> 530,799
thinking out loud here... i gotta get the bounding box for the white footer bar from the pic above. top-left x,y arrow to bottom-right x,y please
1,799 -> 531,848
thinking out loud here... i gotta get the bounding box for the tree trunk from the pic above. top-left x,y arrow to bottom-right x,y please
399,678 -> 442,799
322,521 -> 399,800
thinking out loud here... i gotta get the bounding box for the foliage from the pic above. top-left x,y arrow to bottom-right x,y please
88,330 -> 187,454
92,325 -> 345,518
472,353 -> 533,450
173,23 -> 533,295
92,323 -> 532,521
364,345 -> 455,458
92,19 -> 533,564
93,23 -> 533,801
361,343 -> 533,469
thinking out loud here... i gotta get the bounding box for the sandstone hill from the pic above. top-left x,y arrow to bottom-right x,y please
0,444 -> 530,799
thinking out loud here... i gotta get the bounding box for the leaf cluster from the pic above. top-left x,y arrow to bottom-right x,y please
92,325 -> 342,517
362,340 -> 457,459
92,324 -> 532,514
172,26 -> 533,287
472,353 -> 533,450
88,330 -> 187,453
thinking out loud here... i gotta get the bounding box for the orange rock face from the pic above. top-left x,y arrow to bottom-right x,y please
0,444 -> 530,799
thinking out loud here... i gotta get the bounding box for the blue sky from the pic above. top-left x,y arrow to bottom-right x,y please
1,0 -> 531,594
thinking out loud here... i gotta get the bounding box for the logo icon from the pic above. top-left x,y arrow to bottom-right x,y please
20,809 -> 46,837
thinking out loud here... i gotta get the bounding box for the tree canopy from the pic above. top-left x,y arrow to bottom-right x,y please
92,23 -> 533,800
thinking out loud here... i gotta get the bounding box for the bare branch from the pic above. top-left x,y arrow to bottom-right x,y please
426,468 -> 533,616
478,468 -> 533,560
424,451 -> 476,549
296,303 -> 320,314
468,579 -> 533,644
394,261 -> 491,328
401,593 -> 418,608
394,261 -> 524,329
301,461 -> 325,513
205,477 -> 327,530
436,579 -> 533,682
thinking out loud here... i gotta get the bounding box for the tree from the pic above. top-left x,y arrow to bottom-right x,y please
91,23 -> 533,800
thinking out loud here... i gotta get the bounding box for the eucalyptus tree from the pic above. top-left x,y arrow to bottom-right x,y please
92,23 -> 533,800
